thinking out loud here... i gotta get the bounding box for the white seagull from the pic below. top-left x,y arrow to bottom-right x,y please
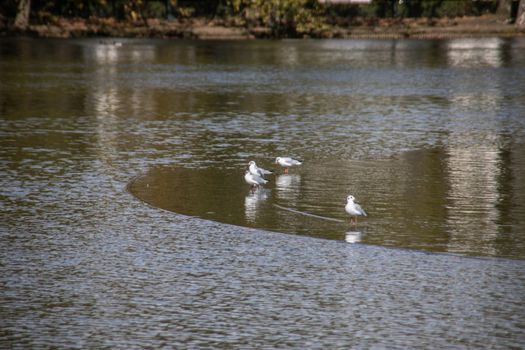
244,169 -> 268,190
345,195 -> 367,225
275,157 -> 302,174
248,161 -> 273,178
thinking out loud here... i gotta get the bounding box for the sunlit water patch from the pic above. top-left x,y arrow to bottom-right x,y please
129,147 -> 525,259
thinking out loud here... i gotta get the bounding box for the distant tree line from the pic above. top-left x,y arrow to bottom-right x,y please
2,0 -> 524,32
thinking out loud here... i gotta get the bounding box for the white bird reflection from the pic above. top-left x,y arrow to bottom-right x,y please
275,174 -> 301,202
244,188 -> 268,223
345,231 -> 362,244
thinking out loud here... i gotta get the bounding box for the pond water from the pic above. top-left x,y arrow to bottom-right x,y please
1,37 -> 525,348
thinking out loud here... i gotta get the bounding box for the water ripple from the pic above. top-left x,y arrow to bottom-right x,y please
2,37 -> 525,349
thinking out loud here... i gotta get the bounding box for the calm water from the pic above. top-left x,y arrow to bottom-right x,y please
1,37 -> 525,348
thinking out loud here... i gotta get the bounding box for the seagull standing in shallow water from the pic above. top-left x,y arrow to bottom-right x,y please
248,161 -> 273,178
345,195 -> 367,225
275,157 -> 302,174
244,169 -> 268,190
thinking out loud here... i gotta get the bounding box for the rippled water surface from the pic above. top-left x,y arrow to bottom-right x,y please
1,37 -> 525,348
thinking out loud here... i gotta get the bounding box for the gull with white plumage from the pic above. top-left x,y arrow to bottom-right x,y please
275,157 -> 302,174
345,195 -> 367,225
244,169 -> 268,190
248,160 -> 273,178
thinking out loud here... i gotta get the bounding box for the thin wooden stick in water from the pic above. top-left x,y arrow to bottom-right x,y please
273,204 -> 344,223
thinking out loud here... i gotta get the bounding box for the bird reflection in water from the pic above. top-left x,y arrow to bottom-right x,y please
345,231 -> 362,244
275,174 -> 301,202
244,188 -> 269,223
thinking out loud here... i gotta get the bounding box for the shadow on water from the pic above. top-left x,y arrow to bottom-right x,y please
128,147 -> 525,259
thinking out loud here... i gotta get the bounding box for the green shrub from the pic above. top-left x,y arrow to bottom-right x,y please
436,0 -> 473,18
224,0 -> 325,37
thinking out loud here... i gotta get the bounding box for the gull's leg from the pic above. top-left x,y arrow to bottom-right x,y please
284,168 -> 289,174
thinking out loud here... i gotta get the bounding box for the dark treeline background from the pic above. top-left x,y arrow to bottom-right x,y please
1,0 -> 509,21
1,0 -> 523,36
